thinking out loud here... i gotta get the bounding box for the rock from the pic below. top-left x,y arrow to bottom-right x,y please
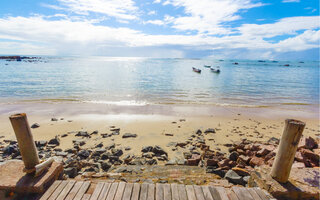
141,146 -> 153,153
300,148 -> 319,166
231,167 -> 250,176
95,143 -> 103,148
142,152 -> 154,158
204,128 -> 215,134
152,145 -> 167,155
196,129 -> 202,135
78,150 -> 90,159
56,152 -> 68,157
73,139 -> 86,146
48,136 -> 60,146
36,140 -> 47,147
3,145 -> 18,155
305,137 -> 318,150
229,152 -> 239,161
105,143 -> 115,150
206,158 -> 218,166
268,137 -> 279,145
183,152 -> 192,159
218,159 -> 231,168
292,162 -> 305,169
206,167 -> 226,178
295,151 -> 304,162
111,148 -> 123,157
122,133 -> 137,138
61,134 -> 68,137
249,156 -> 264,167
76,131 -> 90,137
257,148 -> 271,157
225,170 -> 245,185
166,158 -> 177,165
91,130 -> 98,135
125,146 -> 131,151
101,162 -> 112,172
51,118 -> 58,121
187,158 -> 200,166
64,167 -> 77,178
146,159 -> 157,165
94,148 -> 106,155
176,142 -> 188,148
165,133 -> 173,136
101,152 -> 111,160
31,123 -> 40,128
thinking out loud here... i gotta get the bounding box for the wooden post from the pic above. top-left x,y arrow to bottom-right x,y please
271,119 -> 305,183
9,113 -> 39,171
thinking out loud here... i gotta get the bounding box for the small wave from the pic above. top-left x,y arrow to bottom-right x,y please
280,103 -> 311,106
83,100 -> 148,106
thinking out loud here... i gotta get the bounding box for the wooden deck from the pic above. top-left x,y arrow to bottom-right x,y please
40,180 -> 275,200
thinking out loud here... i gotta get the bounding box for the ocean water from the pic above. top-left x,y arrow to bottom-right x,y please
0,57 -> 319,108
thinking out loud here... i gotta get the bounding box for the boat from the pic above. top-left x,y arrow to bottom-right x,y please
210,67 -> 220,73
192,67 -> 201,73
203,65 -> 211,68
233,62 -> 239,65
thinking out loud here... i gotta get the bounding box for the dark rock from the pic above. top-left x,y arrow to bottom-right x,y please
257,148 -> 271,157
31,123 -> 40,128
305,137 -> 318,150
105,143 -> 115,150
64,167 -> 77,178
196,129 -> 202,135
61,134 -> 68,137
101,152 -> 112,160
73,139 -> 86,146
146,159 -> 157,165
206,167 -> 226,178
91,130 -> 98,135
51,118 -> 58,121
152,145 -> 167,155
36,140 -> 47,147
48,136 -> 60,146
76,131 -> 90,137
101,162 -> 112,172
204,128 -> 215,134
125,147 -> 131,151
122,133 -> 137,138
206,158 -> 219,166
229,151 -> 239,161
3,145 -> 18,155
111,148 -> 123,157
142,146 -> 153,153
78,150 -> 90,159
95,143 -> 103,148
225,170 -> 245,185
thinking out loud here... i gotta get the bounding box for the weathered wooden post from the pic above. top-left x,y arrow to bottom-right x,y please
271,119 -> 305,183
9,113 -> 40,172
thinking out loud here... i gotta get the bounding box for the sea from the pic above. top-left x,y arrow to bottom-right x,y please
0,57 -> 319,110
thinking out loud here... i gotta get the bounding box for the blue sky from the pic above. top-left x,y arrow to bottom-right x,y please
0,0 -> 319,60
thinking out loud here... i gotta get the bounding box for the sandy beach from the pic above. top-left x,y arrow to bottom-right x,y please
0,102 -> 318,159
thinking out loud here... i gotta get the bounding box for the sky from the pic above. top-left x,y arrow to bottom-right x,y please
0,0 -> 319,60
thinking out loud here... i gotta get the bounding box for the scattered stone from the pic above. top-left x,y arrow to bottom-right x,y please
31,123 -> 40,129
51,118 -> 58,121
165,133 -> 173,136
229,152 -> 239,161
78,150 -> 90,159
249,156 -> 264,167
224,170 -> 245,185
142,146 -> 153,153
122,133 -> 137,138
111,148 -> 123,157
152,145 -> 167,156
204,128 -> 215,134
76,131 -> 90,137
64,167 -> 77,178
48,136 -> 60,146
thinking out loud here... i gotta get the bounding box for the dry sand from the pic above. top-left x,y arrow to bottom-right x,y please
0,102 -> 318,159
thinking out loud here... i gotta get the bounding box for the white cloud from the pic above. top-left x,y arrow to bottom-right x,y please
153,0 -> 161,3
162,0 -> 264,34
238,16 -> 320,38
144,20 -> 165,25
53,0 -> 139,20
282,0 -> 300,3
147,10 -> 156,15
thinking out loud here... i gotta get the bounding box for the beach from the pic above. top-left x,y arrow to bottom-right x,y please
0,102 -> 318,158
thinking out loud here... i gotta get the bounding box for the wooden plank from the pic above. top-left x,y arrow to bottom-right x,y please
65,181 -> 85,200
201,186 -> 214,200
232,187 -> 254,200
56,180 -> 76,200
98,182 -> 111,200
226,189 -> 239,200
139,183 -> 148,200
90,182 -> 105,200
215,187 -> 229,200
253,188 -> 272,200
185,185 -> 197,200
155,183 -> 164,200
48,180 -> 69,200
82,194 -> 91,200
106,182 -> 119,200
170,184 -> 179,200
40,180 -> 62,200
163,184 -> 171,200
193,185 -> 205,200
74,181 -> 91,200
208,186 -> 222,200
131,183 -> 141,200
147,184 -> 155,200
247,188 -> 263,200
177,184 -> 187,200
122,183 -> 134,200
114,182 -> 126,200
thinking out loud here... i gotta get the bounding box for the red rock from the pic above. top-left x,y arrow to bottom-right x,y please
300,148 -> 320,163
232,167 -> 250,176
257,148 -> 271,157
305,137 -> 318,150
264,151 -> 276,161
228,160 -> 237,168
236,149 -> 245,155
266,157 -> 274,167
187,159 -> 200,166
295,152 -> 304,162
244,145 -> 251,150
249,156 -> 264,167
251,144 -> 260,151
218,159 -> 231,168
206,158 -> 218,166
237,155 -> 251,164
292,162 -> 305,169
245,150 -> 255,157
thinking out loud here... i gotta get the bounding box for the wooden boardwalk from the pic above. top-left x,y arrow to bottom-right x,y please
40,180 -> 275,200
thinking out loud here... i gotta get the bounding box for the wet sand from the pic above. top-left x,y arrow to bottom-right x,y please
0,102 -> 319,159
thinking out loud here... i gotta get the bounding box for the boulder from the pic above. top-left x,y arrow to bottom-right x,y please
101,162 -> 112,172
229,151 -> 239,161
141,146 -> 153,153
224,170 -> 245,185
204,128 -> 215,134
31,123 -> 40,129
111,148 -> 123,157
305,137 -> 318,150
152,145 -> 167,155
48,136 -> 60,146
64,167 -> 77,178
78,150 -> 90,159
249,156 -> 264,167
76,131 -> 90,137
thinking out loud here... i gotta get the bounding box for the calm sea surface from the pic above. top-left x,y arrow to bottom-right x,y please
0,57 -> 319,108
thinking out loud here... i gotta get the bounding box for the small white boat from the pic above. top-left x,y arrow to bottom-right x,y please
192,67 -> 201,73
210,67 -> 220,73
